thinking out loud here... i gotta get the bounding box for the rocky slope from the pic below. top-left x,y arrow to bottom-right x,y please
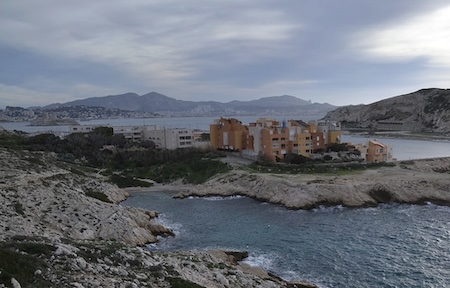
0,147 -> 316,288
176,158 -> 450,209
322,88 -> 450,133
0,148 -> 173,245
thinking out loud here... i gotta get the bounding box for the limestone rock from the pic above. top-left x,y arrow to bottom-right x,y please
177,158 -> 450,210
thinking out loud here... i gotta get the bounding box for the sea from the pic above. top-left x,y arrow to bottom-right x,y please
3,116 -> 450,287
122,192 -> 450,288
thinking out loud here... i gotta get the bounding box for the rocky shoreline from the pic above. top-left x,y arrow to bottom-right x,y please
175,157 -> 450,210
0,147 -> 317,288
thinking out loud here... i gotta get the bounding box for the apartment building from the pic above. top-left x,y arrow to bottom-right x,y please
211,117 -> 342,161
69,124 -> 198,149
210,118 -> 249,151
69,125 -> 99,133
145,128 -> 194,149
366,140 -> 393,163
114,125 -> 158,141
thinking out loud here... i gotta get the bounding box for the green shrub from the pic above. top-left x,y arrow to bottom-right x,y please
109,174 -> 153,188
0,242 -> 53,287
167,277 -> 205,288
85,190 -> 113,203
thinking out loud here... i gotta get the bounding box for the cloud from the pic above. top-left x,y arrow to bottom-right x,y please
0,1 -> 449,107
354,5 -> 450,67
0,84 -> 73,108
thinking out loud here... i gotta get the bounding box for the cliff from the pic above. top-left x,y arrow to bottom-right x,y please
175,158 -> 450,209
322,88 -> 450,133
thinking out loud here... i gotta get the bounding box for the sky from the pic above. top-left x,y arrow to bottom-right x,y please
1,1 -> 450,109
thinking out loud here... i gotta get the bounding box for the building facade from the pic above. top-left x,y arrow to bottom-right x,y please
366,140 -> 393,163
69,124 -> 200,149
210,117 -> 342,161
210,118 -> 249,151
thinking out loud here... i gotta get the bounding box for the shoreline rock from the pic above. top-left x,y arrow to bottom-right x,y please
175,158 -> 450,210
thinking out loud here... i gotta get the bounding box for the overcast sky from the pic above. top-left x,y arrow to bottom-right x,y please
1,1 -> 449,108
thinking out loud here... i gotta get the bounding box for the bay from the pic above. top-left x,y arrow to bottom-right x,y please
122,192 -> 450,288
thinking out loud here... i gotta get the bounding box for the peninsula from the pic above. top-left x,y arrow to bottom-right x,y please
175,156 -> 450,209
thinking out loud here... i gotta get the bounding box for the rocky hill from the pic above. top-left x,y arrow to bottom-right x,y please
45,92 -> 336,117
322,88 -> 450,133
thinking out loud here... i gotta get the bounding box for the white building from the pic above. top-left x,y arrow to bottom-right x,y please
114,125 -> 158,141
145,128 -> 194,149
69,124 -> 203,150
69,125 -> 100,133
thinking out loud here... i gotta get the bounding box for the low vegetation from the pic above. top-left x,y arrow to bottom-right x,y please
0,238 -> 55,287
248,160 -> 396,175
0,128 -> 229,185
84,189 -> 113,203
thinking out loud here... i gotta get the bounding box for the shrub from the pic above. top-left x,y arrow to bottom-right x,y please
0,242 -> 53,287
85,190 -> 113,203
167,277 -> 205,288
109,175 -> 153,188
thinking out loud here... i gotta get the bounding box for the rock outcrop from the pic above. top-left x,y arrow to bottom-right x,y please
0,148 -> 172,245
175,158 -> 450,209
322,88 -> 450,133
0,237 -> 316,288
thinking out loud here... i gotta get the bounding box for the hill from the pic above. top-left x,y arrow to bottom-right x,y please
322,88 -> 450,133
45,92 -> 336,117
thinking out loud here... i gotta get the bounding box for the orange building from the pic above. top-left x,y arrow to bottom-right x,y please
210,117 -> 342,161
366,140 -> 392,162
260,126 -> 290,161
209,118 -> 248,151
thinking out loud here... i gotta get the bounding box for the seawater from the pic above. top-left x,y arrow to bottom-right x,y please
122,192 -> 450,288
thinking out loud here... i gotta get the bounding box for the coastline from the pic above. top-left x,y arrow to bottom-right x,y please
174,157 -> 450,210
0,147 -> 318,287
343,130 -> 450,142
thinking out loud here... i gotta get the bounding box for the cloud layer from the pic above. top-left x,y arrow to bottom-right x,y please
1,0 -> 449,108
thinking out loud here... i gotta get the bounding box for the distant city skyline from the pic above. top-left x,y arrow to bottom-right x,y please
1,1 -> 449,108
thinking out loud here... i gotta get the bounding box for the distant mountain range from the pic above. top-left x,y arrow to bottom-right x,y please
322,88 -> 450,133
44,92 -> 336,117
